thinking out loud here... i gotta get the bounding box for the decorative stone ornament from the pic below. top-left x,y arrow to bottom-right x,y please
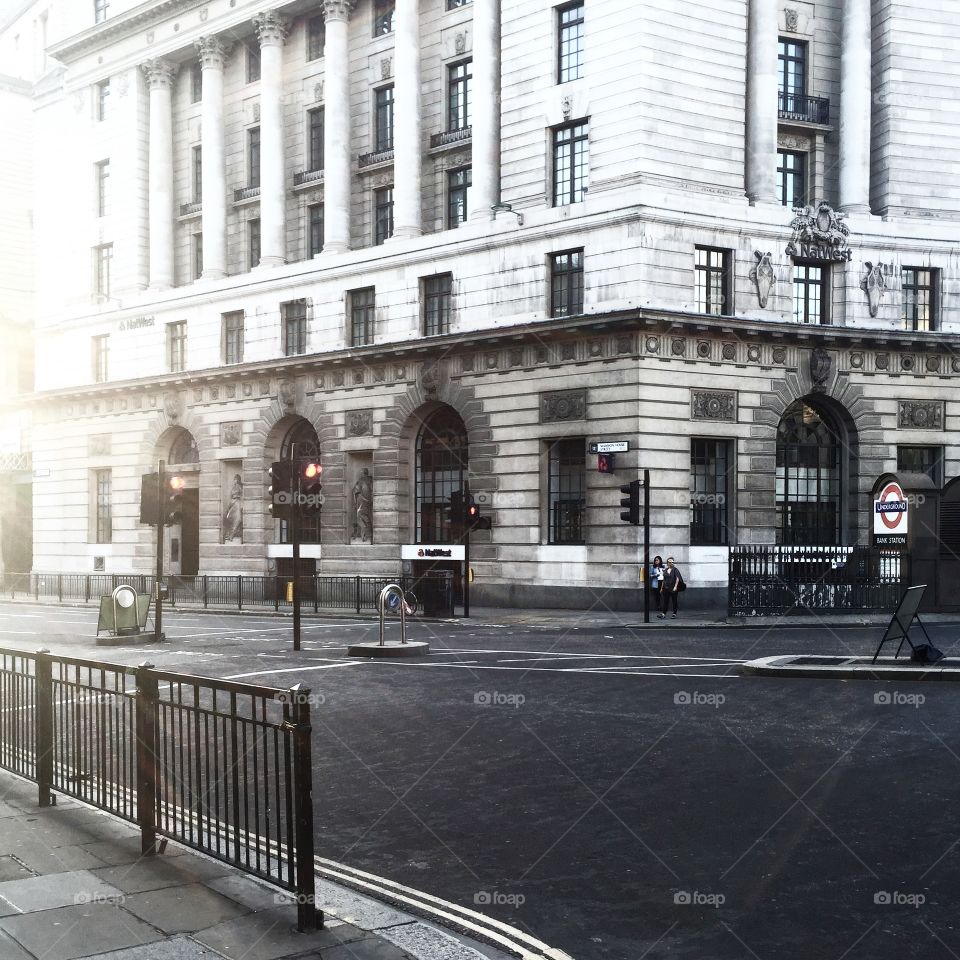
898,401 -> 944,430
220,422 -> 242,447
876,353 -> 890,370
750,251 -> 776,308
691,390 -> 737,422
786,203 -> 852,262
279,379 -> 296,408
195,36 -> 232,68
722,343 -> 736,361
163,391 -> 182,422
253,11 -> 290,45
860,262 -> 887,318
420,361 -> 442,397
322,0 -> 358,22
347,411 -> 373,437
141,58 -> 178,89
784,8 -> 799,30
540,389 -> 587,423
810,346 -> 832,389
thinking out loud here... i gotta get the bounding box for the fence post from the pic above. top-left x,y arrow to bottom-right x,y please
237,575 -> 243,611
85,576 -> 90,603
203,576 -> 209,609
34,575 -> 38,602
135,662 -> 160,856
57,575 -> 62,603
35,650 -> 54,807
355,575 -> 361,615
275,577 -> 280,612
313,575 -> 319,614
289,684 -> 321,931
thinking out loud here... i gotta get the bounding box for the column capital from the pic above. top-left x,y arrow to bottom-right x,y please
254,10 -> 290,46
322,0 -> 357,24
195,35 -> 232,69
141,57 -> 178,89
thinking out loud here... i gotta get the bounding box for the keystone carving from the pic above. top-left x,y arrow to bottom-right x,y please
220,422 -> 243,447
163,391 -> 182,422
279,379 -> 297,408
810,346 -> 832,389
691,391 -> 737,422
784,8 -> 799,31
540,389 -> 586,423
898,401 -> 943,430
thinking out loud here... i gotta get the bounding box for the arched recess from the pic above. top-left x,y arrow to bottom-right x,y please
267,416 -> 322,545
415,405 -> 468,544
152,425 -> 201,576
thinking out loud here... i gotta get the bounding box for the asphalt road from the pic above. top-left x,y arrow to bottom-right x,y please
3,602 -> 960,960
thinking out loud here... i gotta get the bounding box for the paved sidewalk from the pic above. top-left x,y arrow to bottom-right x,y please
0,775 -> 491,960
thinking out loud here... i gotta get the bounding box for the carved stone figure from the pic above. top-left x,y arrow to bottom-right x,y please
861,262 -> 887,318
750,251 -> 776,308
353,468 -> 373,542
223,474 -> 243,542
785,203 -> 852,262
810,346 -> 832,388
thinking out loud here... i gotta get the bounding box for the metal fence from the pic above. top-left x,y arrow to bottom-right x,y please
728,545 -> 907,617
1,572 -> 454,616
0,648 -> 320,930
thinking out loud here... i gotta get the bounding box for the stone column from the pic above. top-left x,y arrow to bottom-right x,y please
469,0 -> 500,220
391,0 -> 422,239
254,11 -> 289,266
839,0 -> 872,213
744,0 -> 778,205
196,37 -> 231,279
141,58 -> 178,290
321,0 -> 357,254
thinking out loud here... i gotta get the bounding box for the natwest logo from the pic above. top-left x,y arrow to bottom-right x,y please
418,548 -> 453,558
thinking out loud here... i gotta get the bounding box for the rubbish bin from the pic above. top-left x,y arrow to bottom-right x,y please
419,572 -> 454,617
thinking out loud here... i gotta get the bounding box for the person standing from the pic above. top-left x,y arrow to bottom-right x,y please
650,555 -> 664,610
659,556 -> 683,619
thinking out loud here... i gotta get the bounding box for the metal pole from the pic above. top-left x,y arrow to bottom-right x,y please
643,469 -> 650,624
154,461 -> 165,642
35,649 -> 53,807
135,661 -> 159,856
463,480 -> 470,618
290,685 -> 321,931
292,479 -> 302,652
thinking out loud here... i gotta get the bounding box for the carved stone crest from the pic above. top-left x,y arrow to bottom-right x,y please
786,203 -> 851,262
540,389 -> 586,423
750,251 -> 776,308
876,353 -> 890,370
347,411 -> 373,437
380,57 -> 392,80
645,336 -> 659,354
810,347 -> 832,389
420,361 -> 442,397
691,390 -> 737,422
455,32 -> 466,54
220,422 -> 242,447
784,8 -> 799,31
898,401 -> 943,430
279,379 -> 296,408
314,81 -> 324,102
860,262 -> 887,318
561,95 -> 573,120
163,391 -> 182,422
722,343 -> 736,361
927,356 -> 940,372
772,346 -> 787,364
89,435 -> 112,457
671,338 -> 686,357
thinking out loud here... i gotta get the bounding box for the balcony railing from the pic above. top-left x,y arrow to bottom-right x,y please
293,168 -> 325,186
430,126 -> 472,148
233,185 -> 261,202
0,452 -> 30,473
358,148 -> 394,168
778,91 -> 830,125
179,200 -> 202,216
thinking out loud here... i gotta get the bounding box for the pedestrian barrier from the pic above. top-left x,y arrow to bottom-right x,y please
0,647 -> 321,931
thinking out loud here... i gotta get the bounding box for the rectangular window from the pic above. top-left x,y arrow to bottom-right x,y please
793,261 -> 828,325
92,335 -> 109,383
548,438 -> 585,545
690,439 -> 731,546
374,0 -> 395,35
96,80 -> 109,121
308,203 -> 324,257
557,2 -> 585,84
190,60 -> 202,102
897,446 -> 943,486
777,150 -> 806,208
374,186 -> 394,245
222,311 -> 245,365
192,145 -> 202,202
248,126 -> 260,188
447,60 -> 472,131
248,218 -> 261,269
307,14 -> 325,60
246,42 -> 261,83
95,160 -> 110,217
778,38 -> 807,96
308,107 -> 324,171
422,274 -> 453,336
193,233 -> 203,280
282,299 -> 308,356
695,246 -> 732,316
375,85 -> 394,152
94,243 -> 112,298
94,0 -> 109,24
550,249 -> 584,317
553,120 -> 589,206
902,267 -> 938,332
167,320 -> 187,373
95,470 -> 112,544
350,287 -> 376,346
447,166 -> 472,227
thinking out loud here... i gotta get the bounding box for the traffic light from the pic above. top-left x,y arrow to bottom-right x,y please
164,475 -> 185,525
597,453 -> 616,474
466,496 -> 492,531
295,458 -> 323,512
268,460 -> 294,520
447,490 -> 464,530
140,473 -> 159,525
620,479 -> 641,525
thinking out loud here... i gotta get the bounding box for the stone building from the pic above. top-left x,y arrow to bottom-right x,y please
5,0 -> 960,607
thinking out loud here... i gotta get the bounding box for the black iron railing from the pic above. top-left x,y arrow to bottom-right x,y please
293,168 -> 324,186
728,545 -> 906,617
357,148 -> 394,168
0,648 -> 320,930
1,572 -> 454,617
179,200 -> 202,216
234,185 -> 261,202
430,126 -> 472,148
778,91 -> 830,125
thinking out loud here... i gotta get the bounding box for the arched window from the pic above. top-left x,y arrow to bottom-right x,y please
776,401 -> 842,545
279,419 -> 321,544
416,407 -> 467,543
168,428 -> 199,466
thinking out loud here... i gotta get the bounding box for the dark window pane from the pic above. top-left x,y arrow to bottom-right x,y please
95,470 -> 112,543
223,312 -> 244,365
350,288 -> 376,346
553,121 -> 588,206
307,15 -> 325,60
416,407 -> 468,544
447,166 -> 471,227
777,150 -> 806,208
375,85 -> 394,151
690,439 -> 731,545
695,246 -> 730,316
308,203 -> 324,257
901,267 -> 936,331
548,438 -> 585,544
248,127 -> 260,187
447,60 -> 472,131
374,0 -> 395,35
550,249 -> 584,317
191,60 -> 202,102
793,261 -> 827,324
558,2 -> 584,83
282,299 -> 307,356
308,108 -> 324,170
248,218 -> 260,269
374,186 -> 394,244
423,274 -> 453,336
247,42 -> 261,83
167,321 -> 187,373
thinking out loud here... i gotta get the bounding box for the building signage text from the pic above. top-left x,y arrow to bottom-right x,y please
119,316 -> 155,331
401,544 -> 466,561
873,480 -> 909,546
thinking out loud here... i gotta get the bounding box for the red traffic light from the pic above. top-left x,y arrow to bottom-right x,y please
167,475 -> 186,491
302,462 -> 321,480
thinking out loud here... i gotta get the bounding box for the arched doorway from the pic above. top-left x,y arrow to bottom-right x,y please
277,418 -> 321,546
775,399 -> 852,545
156,426 -> 200,576
415,406 -> 468,543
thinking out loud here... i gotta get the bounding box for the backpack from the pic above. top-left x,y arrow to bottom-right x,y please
677,572 -> 687,592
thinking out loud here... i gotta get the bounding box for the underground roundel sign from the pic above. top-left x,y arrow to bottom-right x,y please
873,481 -> 908,543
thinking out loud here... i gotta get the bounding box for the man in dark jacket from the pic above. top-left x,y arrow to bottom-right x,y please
658,557 -> 682,618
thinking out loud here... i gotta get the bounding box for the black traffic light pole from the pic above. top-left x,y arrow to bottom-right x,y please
154,460 -> 165,641
643,468 -> 650,625
463,481 -> 470,619
291,470 -> 302,652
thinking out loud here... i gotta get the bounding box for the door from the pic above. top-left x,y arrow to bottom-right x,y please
181,488 -> 200,577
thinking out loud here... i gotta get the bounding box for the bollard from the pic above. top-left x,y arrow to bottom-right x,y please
135,662 -> 159,856
35,650 -> 54,807
289,684 -> 322,931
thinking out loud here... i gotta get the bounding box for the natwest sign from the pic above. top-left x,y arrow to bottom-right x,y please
785,203 -> 852,263
401,544 -> 466,561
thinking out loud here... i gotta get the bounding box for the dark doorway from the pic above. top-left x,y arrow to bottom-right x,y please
937,477 -> 960,610
416,406 -> 468,544
181,488 -> 200,577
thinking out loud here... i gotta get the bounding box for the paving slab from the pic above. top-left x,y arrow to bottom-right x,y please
91,854 -> 233,894
0,855 -> 36,883
0,927 -> 35,960
0,868 -> 125,913
205,873 -> 306,914
0,838 -> 108,875
121,881 -> 250,934
0,900 -> 162,960
78,836 -> 186,867
81,937 -> 225,960
379,922 -> 490,960
312,939 -> 415,960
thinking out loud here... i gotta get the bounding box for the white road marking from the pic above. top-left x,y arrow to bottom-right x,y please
224,660 -> 364,680
376,661 -> 739,679
432,648 -> 747,662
